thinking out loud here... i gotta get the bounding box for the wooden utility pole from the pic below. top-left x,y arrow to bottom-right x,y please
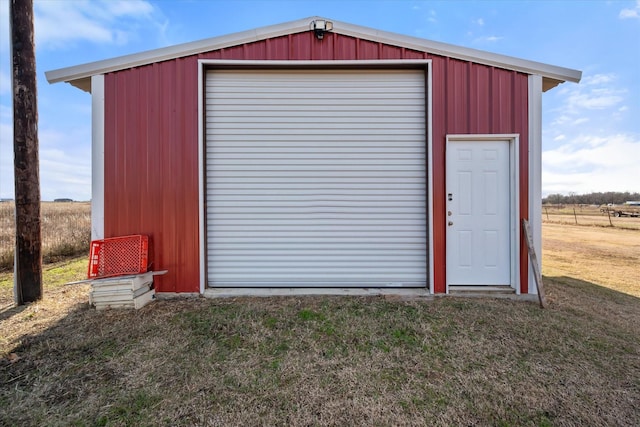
11,0 -> 42,304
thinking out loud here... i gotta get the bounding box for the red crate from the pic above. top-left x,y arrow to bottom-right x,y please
87,235 -> 149,279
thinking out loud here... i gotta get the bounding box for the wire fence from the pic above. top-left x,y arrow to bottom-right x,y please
542,206 -> 640,230
0,201 -> 91,271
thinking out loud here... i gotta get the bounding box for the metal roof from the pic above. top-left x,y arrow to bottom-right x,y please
45,16 -> 582,93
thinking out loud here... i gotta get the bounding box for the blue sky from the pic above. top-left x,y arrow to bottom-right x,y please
0,0 -> 639,201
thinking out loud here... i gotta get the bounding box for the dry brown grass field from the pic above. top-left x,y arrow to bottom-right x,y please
0,201 -> 91,271
542,222 -> 639,298
0,221 -> 638,426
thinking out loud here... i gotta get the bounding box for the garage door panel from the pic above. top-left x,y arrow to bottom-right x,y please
208,242 -> 427,251
206,69 -> 426,288
208,207 -> 426,217
210,253 -> 426,261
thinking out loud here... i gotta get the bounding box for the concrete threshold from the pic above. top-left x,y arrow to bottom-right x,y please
204,288 -> 433,299
203,287 -> 539,302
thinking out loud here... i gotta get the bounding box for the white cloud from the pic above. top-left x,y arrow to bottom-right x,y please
619,1 -> 640,19
0,1 -> 8,54
552,72 -> 626,122
427,9 -> 437,23
0,113 -> 92,200
34,0 -> 164,49
474,18 -> 484,26
38,127 -> 92,201
103,0 -> 154,17
554,135 -> 566,141
0,116 -> 14,199
542,134 -> 640,194
473,35 -> 503,44
582,73 -> 616,86
40,148 -> 91,201
566,87 -> 624,110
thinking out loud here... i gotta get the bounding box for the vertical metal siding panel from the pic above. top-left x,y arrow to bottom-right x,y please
469,63 -> 491,134
114,73 -> 129,231
162,59 -> 179,293
333,34 -> 357,60
515,74 -> 529,294
357,39 -> 381,59
266,37 -> 290,60
200,50 -> 223,60
155,60 -> 175,292
103,75 -> 117,236
402,49 -> 427,60
244,40 -> 267,58
428,54 -> 448,293
221,45 -> 246,59
310,32 -> 335,59
180,55 -> 202,291
446,58 -> 469,134
129,69 -> 144,233
289,32 -> 313,60
491,70 -> 514,132
145,63 -> 163,284
381,44 -> 402,59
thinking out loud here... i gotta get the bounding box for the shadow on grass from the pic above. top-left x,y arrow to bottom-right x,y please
544,274 -> 640,303
0,303 -> 27,322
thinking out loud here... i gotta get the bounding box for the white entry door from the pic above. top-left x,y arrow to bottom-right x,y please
446,139 -> 511,286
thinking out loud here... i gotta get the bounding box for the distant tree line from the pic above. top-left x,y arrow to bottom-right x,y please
542,192 -> 640,206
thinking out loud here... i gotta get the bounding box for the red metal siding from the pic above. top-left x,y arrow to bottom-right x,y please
429,56 -> 529,293
104,56 -> 200,292
103,30 -> 529,293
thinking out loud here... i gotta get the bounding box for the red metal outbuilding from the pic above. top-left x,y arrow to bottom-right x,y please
46,17 -> 581,297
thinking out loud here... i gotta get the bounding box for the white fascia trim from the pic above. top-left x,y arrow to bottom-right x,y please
334,22 -> 582,84
46,17 -> 318,85
427,62 -> 434,295
198,59 -> 432,67
198,59 -> 432,294
444,134 -> 520,294
91,75 -> 105,241
46,16 -> 581,89
528,75 -> 543,295
198,63 -> 206,295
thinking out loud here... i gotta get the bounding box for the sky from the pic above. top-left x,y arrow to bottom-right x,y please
0,0 -> 639,201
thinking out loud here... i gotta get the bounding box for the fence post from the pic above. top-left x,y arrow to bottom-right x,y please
573,208 -> 578,225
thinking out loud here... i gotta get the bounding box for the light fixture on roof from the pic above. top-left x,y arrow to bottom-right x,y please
310,19 -> 333,40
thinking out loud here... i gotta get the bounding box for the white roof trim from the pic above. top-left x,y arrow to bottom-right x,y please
45,16 -> 581,92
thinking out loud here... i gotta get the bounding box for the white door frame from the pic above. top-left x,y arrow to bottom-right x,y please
197,59 -> 434,294
445,134 -> 520,294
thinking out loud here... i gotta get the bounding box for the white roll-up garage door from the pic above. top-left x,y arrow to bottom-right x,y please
205,69 -> 426,287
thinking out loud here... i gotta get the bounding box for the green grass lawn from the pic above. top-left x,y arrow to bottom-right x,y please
1,257 -> 639,426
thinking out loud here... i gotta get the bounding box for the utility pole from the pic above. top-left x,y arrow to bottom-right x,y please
11,0 -> 42,304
